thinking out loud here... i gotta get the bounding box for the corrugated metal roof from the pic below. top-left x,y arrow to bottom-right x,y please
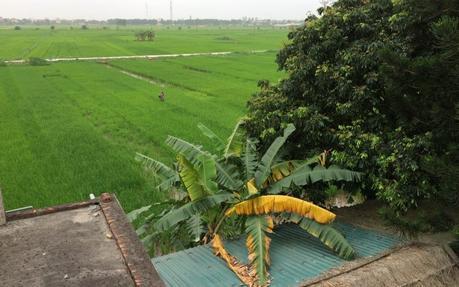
152,223 -> 401,287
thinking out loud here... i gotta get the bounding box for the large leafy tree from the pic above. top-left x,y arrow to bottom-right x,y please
132,121 -> 361,286
246,0 -> 459,213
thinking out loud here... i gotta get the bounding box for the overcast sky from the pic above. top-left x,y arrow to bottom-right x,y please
0,0 -> 322,20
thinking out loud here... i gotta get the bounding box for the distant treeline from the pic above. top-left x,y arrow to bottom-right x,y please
0,18 -> 302,27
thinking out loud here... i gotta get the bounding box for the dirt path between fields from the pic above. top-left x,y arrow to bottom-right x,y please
5,50 -> 269,64
104,64 -> 166,88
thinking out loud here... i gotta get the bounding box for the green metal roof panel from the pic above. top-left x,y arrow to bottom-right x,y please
152,245 -> 242,287
152,223 -> 400,287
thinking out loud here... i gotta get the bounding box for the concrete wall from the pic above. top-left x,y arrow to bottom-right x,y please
0,187 -> 5,225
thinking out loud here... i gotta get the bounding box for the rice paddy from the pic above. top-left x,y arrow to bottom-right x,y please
0,27 -> 286,211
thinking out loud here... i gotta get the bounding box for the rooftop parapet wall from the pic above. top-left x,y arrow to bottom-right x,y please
0,187 -> 5,225
0,193 -> 165,287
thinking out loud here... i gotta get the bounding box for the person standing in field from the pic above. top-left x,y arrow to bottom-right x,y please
159,91 -> 165,102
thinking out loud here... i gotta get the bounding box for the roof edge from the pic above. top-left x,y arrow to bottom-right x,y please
99,193 -> 165,287
5,198 -> 98,221
0,187 -> 6,225
300,242 -> 458,286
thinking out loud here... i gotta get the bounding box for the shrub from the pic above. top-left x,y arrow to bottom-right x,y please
135,31 -> 155,41
379,208 -> 428,238
451,226 -> 459,255
29,57 -> 49,66
14,26 -> 21,30
246,0 -> 459,214
423,211 -> 455,232
215,36 -> 233,41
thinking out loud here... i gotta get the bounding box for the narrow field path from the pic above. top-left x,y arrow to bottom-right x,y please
104,64 -> 166,88
5,50 -> 269,64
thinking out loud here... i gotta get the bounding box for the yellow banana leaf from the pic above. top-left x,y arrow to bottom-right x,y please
225,195 -> 336,224
271,169 -> 285,181
268,159 -> 316,185
247,178 -> 259,195
212,235 -> 256,286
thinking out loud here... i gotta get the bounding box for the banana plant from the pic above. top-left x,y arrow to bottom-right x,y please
133,120 -> 362,286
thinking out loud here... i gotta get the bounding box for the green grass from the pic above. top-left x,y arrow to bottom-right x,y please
0,52 -> 282,211
0,26 -> 288,60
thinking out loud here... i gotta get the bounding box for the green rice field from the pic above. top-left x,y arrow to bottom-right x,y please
0,26 -> 287,60
0,27 -> 286,211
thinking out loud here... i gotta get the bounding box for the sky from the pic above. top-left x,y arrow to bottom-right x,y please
0,0 -> 322,21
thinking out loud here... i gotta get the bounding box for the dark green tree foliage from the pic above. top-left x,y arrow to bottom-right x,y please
135,31 -> 155,41
246,0 -> 459,212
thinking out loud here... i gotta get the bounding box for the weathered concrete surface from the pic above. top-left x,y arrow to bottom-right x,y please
0,207 -> 134,287
304,244 -> 459,287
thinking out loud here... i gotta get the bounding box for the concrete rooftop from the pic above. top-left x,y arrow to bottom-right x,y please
0,193 -> 164,287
